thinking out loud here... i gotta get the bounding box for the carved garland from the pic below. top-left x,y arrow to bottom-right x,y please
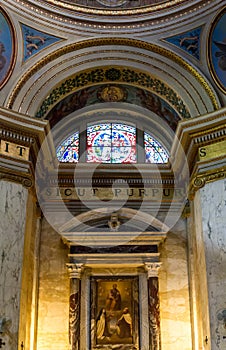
35,67 -> 190,119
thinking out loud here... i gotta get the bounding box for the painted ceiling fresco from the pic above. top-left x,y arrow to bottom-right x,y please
165,27 -> 201,60
21,24 -> 61,61
209,7 -> 226,93
45,84 -> 181,131
0,7 -> 15,89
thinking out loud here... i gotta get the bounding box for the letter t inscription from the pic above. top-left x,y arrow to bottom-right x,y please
17,146 -> 26,156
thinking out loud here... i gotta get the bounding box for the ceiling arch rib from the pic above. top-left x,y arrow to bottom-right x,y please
6,38 -> 219,120
4,0 -> 218,27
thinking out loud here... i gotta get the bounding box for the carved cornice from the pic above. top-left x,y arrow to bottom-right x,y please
175,109 -> 226,143
1,128 -> 35,147
2,107 -> 225,198
47,167 -> 176,186
7,38 -> 219,113
0,108 -> 54,189
172,108 -> 226,183
68,253 -> 160,266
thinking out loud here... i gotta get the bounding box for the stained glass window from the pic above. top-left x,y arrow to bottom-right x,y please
144,132 -> 168,163
87,123 -> 136,163
56,126 -> 169,164
56,131 -> 79,162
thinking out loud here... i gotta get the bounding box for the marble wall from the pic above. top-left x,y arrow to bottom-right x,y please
36,218 -> 69,350
199,179 -> 226,350
188,192 -> 210,350
19,192 -> 41,350
159,219 -> 192,350
0,180 -> 28,349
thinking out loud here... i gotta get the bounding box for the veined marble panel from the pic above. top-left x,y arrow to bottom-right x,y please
36,218 -> 70,350
0,180 -> 28,349
200,179 -> 226,350
159,219 -> 192,350
191,191 -> 210,349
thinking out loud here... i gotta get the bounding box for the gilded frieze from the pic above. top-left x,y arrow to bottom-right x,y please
22,66 -> 191,120
20,0 -> 203,15
44,83 -> 181,130
35,64 -> 216,120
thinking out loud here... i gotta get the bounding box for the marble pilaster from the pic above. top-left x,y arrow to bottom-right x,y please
199,178 -> 226,350
0,180 -> 28,349
158,219 -> 192,350
36,218 -> 69,350
187,195 -> 210,350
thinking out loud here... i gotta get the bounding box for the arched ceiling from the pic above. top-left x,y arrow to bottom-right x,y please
0,0 -> 223,136
6,0 -> 217,17
3,0 -> 222,29
6,38 -> 219,121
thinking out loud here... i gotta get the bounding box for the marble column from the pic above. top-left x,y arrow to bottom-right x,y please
145,263 -> 162,350
67,263 -> 83,350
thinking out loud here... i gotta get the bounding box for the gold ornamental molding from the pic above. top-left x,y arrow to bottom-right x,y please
11,0 -> 207,17
0,166 -> 33,188
34,66 -> 190,119
198,140 -> 226,161
172,108 -> 226,198
35,0 -> 188,15
172,108 -> 226,163
189,166 -> 226,198
7,38 -> 219,113
0,140 -> 30,160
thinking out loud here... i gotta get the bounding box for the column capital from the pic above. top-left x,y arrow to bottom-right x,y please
144,262 -> 162,278
66,263 -> 84,279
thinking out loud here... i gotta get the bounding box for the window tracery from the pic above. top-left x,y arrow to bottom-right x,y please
56,131 -> 79,162
144,132 -> 168,163
56,123 -> 169,164
87,123 -> 136,163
